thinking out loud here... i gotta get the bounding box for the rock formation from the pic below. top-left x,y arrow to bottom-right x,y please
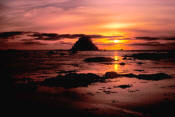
71,36 -> 98,51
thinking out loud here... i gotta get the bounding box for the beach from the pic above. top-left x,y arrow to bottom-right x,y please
3,50 -> 175,117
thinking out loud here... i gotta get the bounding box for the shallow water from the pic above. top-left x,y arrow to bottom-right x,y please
4,50 -> 175,117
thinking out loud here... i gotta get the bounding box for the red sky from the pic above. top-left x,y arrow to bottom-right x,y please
0,0 -> 175,50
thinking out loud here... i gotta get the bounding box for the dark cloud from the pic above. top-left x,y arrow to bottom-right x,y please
0,31 -> 103,41
30,32 -> 60,40
1,31 -> 175,50
129,42 -> 175,48
127,41 -> 175,50
59,41 -> 73,45
135,36 -> 160,41
0,31 -> 104,50
22,41 -> 47,45
135,36 -> 175,41
163,37 -> 175,40
130,42 -> 161,46
30,32 -> 103,41
0,31 -> 25,39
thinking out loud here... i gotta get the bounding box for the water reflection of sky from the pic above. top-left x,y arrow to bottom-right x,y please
9,50 -> 175,116
12,51 -> 175,80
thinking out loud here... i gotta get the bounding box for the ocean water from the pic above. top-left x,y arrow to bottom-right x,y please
4,50 -> 175,117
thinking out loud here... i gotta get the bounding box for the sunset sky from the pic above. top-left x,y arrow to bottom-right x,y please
0,0 -> 175,50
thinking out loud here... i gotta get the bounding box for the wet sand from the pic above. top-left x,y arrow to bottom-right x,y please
3,50 -> 175,117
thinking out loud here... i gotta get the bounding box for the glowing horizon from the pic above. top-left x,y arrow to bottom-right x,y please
0,0 -> 175,50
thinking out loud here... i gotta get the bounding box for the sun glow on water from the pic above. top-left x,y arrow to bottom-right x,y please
114,56 -> 119,71
114,64 -> 119,71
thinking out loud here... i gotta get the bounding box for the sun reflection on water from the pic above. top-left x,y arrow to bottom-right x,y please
114,64 -> 119,71
114,56 -> 119,71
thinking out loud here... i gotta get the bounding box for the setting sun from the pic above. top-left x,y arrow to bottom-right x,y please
113,40 -> 120,43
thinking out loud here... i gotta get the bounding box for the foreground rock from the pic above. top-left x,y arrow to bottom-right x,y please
127,52 -> 175,60
84,57 -> 115,63
135,73 -> 172,81
104,72 -> 120,78
114,84 -> 132,89
41,73 -> 104,88
104,72 -> 172,81
41,72 -> 172,88
71,36 -> 98,51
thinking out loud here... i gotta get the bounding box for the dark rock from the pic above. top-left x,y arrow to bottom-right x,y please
123,73 -> 172,81
71,36 -> 98,51
123,73 -> 137,78
137,62 -> 143,65
134,69 -> 144,72
104,72 -> 121,78
136,73 -> 172,81
119,62 -> 126,65
117,84 -> 132,89
84,57 -> 115,63
41,73 -> 104,88
41,72 -> 172,89
129,52 -> 175,60
104,72 -> 172,81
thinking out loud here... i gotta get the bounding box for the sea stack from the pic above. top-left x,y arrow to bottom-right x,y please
71,36 -> 98,51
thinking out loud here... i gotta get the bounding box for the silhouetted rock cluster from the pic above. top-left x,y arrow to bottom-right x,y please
41,73 -> 104,88
71,36 -> 98,51
133,73 -> 172,80
84,57 -> 115,63
127,52 -> 175,60
40,72 -> 172,88
104,72 -> 172,81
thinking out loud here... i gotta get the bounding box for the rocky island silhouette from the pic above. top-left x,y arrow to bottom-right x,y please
71,36 -> 98,51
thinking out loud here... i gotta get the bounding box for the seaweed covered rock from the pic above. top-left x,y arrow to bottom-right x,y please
71,36 -> 98,51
